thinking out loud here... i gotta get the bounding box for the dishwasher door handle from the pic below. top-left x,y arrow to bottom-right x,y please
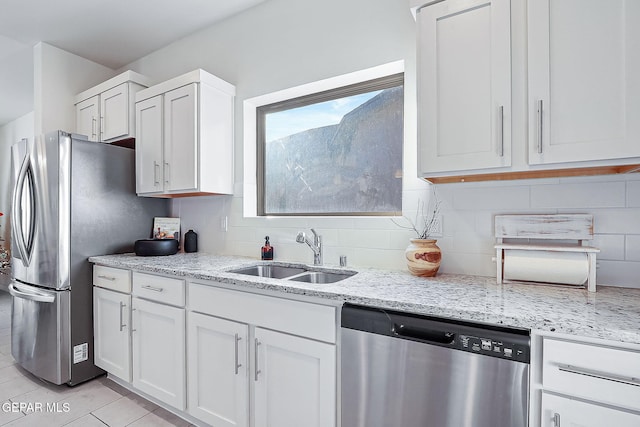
393,323 -> 455,344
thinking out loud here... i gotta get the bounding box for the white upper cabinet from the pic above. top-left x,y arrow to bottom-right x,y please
100,83 -> 130,142
415,0 -> 640,183
417,0 -> 511,175
528,0 -> 640,165
135,95 -> 164,194
163,84 -> 199,193
135,69 -> 235,197
75,71 -> 150,143
76,96 -> 99,142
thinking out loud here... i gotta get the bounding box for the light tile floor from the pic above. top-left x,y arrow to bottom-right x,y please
0,290 -> 194,426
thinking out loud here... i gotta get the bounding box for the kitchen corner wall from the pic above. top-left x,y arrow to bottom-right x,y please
125,0 -> 640,288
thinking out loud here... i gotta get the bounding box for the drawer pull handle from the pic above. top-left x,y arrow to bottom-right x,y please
142,285 -> 164,292
553,412 -> 560,427
558,364 -> 640,387
234,333 -> 242,375
97,275 -> 116,281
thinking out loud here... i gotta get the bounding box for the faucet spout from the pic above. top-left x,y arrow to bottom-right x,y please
296,229 -> 323,265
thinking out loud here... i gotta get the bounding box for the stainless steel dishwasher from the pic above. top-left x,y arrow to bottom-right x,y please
341,303 -> 530,427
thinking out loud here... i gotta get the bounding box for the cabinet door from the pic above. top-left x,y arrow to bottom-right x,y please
132,297 -> 185,410
541,393 -> 640,427
417,0 -> 511,175
253,328 -> 336,427
100,82 -> 130,142
135,95 -> 164,195
187,312 -> 249,427
164,83 -> 198,193
93,287 -> 131,381
528,0 -> 640,164
76,96 -> 99,142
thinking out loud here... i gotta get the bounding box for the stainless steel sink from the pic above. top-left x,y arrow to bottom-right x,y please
287,271 -> 356,284
229,263 -> 356,284
228,264 -> 307,279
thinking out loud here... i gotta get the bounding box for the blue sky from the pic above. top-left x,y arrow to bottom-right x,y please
265,90 -> 382,142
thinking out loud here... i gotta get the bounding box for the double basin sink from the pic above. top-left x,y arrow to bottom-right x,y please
228,263 -> 356,284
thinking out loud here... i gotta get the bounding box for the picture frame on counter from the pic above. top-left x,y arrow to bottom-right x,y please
153,217 -> 181,240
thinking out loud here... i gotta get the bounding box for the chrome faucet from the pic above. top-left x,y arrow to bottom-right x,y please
296,229 -> 323,265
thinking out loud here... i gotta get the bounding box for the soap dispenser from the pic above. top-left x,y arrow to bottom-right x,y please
261,236 -> 274,260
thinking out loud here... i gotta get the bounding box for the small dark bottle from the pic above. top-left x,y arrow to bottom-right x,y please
261,236 -> 273,260
184,229 -> 198,253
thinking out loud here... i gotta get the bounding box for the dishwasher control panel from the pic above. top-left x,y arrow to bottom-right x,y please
341,303 -> 531,364
459,334 -> 529,362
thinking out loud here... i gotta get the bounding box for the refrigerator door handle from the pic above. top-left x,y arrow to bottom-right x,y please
9,282 -> 56,303
11,146 -> 36,267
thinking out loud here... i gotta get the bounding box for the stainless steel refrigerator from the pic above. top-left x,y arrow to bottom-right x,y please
9,130 -> 168,386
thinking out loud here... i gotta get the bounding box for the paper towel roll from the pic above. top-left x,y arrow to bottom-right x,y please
503,249 -> 589,285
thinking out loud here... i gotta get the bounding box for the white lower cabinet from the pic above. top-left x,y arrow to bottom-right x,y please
541,393 -> 640,427
94,266 -> 338,427
537,336 -> 640,426
253,327 -> 336,427
93,287 -> 131,381
132,296 -> 186,410
187,312 -> 249,427
187,282 -> 337,427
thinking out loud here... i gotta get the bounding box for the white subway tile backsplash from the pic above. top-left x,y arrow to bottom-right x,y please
451,185 -> 530,210
441,210 -> 476,236
628,181 -> 640,207
440,252 -> 495,277
531,182 -> 626,209
452,234 -> 494,255
179,174 -> 640,288
591,234 -> 625,260
625,235 -> 640,261
337,229 -> 391,249
596,260 -> 640,288
350,248 -> 405,271
474,211 -> 495,237
592,208 -> 640,234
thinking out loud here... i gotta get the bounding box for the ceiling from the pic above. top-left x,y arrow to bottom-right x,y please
0,0 -> 265,126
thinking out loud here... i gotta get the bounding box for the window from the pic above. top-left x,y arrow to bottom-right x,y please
256,73 -> 404,216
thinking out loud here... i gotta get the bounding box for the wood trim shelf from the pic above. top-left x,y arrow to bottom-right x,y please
422,164 -> 640,184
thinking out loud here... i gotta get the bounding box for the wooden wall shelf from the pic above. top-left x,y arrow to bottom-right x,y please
423,164 -> 640,185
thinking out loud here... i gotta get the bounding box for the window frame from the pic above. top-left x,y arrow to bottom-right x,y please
255,73 -> 405,217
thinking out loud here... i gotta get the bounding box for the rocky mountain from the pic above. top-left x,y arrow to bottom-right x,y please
264,86 -> 403,214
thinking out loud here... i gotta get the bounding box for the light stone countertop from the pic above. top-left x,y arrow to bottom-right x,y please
89,252 -> 640,346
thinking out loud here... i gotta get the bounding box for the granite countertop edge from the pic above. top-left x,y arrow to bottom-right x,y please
88,253 -> 640,346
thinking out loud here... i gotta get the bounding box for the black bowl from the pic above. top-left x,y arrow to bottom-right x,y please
134,239 -> 179,256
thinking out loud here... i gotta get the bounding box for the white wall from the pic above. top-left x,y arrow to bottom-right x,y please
0,112 -> 34,246
34,42 -> 115,135
125,0 -> 640,288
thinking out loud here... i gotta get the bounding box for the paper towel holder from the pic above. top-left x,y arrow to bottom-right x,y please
494,214 -> 600,292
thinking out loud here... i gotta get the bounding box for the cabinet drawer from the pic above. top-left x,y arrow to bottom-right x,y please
133,272 -> 185,307
188,283 -> 336,344
93,265 -> 131,293
543,338 -> 640,411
